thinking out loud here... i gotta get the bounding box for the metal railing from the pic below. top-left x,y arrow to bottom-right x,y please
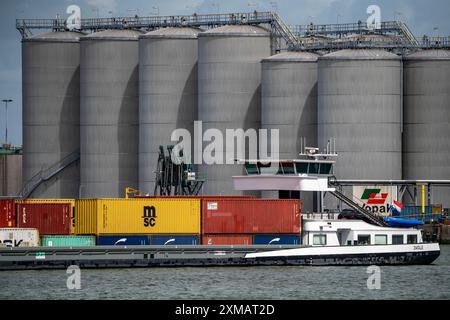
16,11 -> 275,35
419,36 -> 450,48
291,21 -> 415,38
19,150 -> 80,198
15,12 -> 450,52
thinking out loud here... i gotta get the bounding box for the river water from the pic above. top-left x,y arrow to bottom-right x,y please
0,245 -> 449,300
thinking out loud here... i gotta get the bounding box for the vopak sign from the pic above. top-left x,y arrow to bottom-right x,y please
353,186 -> 398,216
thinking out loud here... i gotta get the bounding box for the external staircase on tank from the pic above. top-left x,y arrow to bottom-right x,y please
19,150 -> 80,198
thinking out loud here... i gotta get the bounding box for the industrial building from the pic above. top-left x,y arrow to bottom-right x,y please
13,11 -> 450,210
0,145 -> 22,196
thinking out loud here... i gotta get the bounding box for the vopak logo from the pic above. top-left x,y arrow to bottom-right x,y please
360,188 -> 391,214
142,206 -> 157,227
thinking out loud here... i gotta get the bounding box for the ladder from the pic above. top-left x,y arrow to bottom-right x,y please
269,12 -> 301,49
396,21 -> 419,46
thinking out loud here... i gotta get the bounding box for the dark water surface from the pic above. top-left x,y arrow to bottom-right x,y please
1,245 -> 449,300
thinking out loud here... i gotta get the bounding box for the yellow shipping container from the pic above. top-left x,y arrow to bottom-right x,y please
74,199 -> 201,235
15,199 -> 76,234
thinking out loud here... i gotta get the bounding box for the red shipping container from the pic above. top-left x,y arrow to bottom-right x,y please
202,199 -> 301,234
202,235 -> 253,245
0,199 -> 16,228
16,203 -> 71,235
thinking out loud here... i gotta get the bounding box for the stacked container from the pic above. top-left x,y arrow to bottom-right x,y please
74,198 -> 201,245
41,235 -> 96,247
0,199 -> 15,228
201,198 -> 301,245
15,199 -> 76,235
0,228 -> 39,247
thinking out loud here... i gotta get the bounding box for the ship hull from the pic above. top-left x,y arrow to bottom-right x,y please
0,243 -> 440,270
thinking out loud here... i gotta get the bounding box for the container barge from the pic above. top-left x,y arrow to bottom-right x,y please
0,149 -> 442,270
0,218 -> 440,270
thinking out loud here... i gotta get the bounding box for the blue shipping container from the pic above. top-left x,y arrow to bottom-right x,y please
402,206 -> 432,215
253,235 -> 301,245
149,235 -> 200,245
97,235 -> 150,246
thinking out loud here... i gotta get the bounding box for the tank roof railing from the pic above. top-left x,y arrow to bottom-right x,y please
290,21 -> 415,39
16,11 -> 275,36
16,12 -> 450,51
418,36 -> 450,48
291,39 -> 450,52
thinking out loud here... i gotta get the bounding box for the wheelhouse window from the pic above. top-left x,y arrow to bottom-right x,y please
407,234 -> 418,244
319,163 -> 333,175
375,235 -> 387,245
295,162 -> 309,175
313,234 -> 327,245
357,235 -> 371,245
392,235 -> 404,245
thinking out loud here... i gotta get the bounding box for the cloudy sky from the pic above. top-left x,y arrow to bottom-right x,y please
1,0 -> 449,146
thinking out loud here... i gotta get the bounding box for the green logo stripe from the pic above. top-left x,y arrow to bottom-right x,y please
361,188 -> 381,200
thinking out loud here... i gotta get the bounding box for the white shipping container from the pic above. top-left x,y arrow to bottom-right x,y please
0,228 -> 40,247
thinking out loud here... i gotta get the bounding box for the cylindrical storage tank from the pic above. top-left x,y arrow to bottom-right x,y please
139,27 -> 199,195
318,49 -> 402,180
198,25 -> 270,196
22,32 -> 82,198
403,50 -> 450,208
80,30 -> 141,198
262,52 -> 318,161
261,52 -> 318,208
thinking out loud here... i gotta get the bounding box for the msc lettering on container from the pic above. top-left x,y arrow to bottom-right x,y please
142,206 -> 157,227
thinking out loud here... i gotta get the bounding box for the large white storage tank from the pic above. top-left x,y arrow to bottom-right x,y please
139,27 -> 200,195
80,30 -> 141,198
318,49 -> 403,180
22,31 -> 82,198
261,51 -> 318,209
198,25 -> 270,195
318,49 -> 402,210
403,49 -> 450,208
